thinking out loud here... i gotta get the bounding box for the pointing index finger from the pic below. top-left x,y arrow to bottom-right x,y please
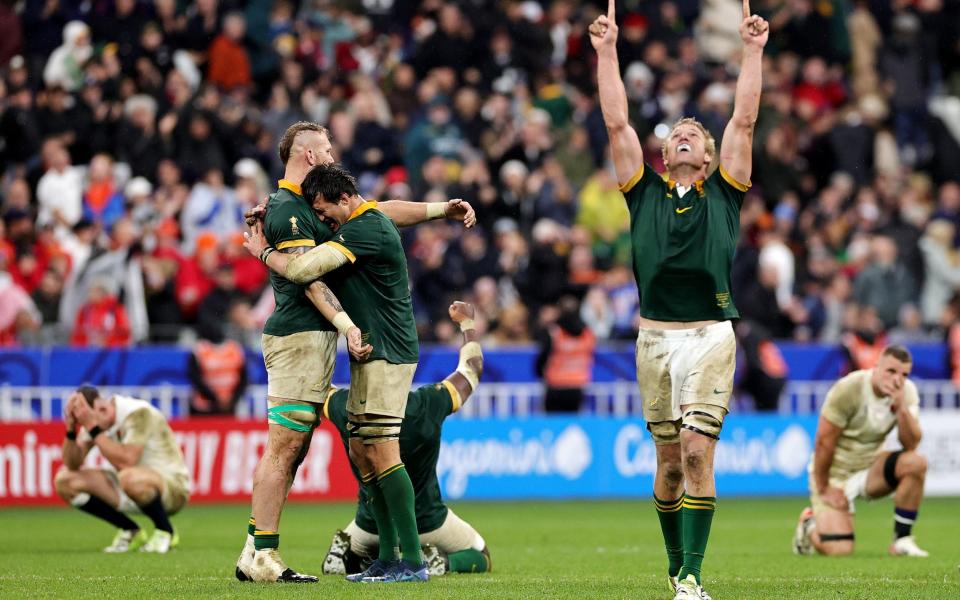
608,0 -> 615,20
742,0 -> 750,19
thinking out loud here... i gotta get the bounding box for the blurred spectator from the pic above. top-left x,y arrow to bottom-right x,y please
580,286 -> 614,341
69,278 -> 131,347
32,268 -> 63,324
187,328 -> 247,416
735,321 -> 788,412
180,169 -> 243,253
36,139 -> 84,239
82,153 -> 126,228
841,306 -> 888,372
0,270 -> 40,345
536,297 -> 596,413
207,12 -> 251,91
196,261 -> 239,342
888,304 -> 939,345
919,220 -> 960,327
43,21 -> 92,91
853,235 -> 915,330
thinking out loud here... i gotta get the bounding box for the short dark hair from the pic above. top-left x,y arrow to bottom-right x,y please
277,121 -> 328,165
882,345 -> 913,364
77,385 -> 101,407
302,163 -> 358,205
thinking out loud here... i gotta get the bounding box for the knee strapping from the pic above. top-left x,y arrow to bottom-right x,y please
819,532 -> 855,542
883,450 -> 903,489
348,418 -> 403,445
268,403 -> 318,432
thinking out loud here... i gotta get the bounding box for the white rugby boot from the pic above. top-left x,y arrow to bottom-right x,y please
104,528 -> 146,553
249,548 -> 318,582
793,506 -> 816,556
889,535 -> 929,557
235,534 -> 255,581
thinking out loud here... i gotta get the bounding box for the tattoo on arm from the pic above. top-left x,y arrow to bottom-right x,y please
316,281 -> 343,312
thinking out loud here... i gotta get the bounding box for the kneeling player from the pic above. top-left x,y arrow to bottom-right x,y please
55,386 -> 191,553
794,346 -> 929,557
321,301 -> 491,576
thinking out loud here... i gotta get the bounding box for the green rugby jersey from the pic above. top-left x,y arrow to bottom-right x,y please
324,381 -> 463,534
262,180 -> 336,336
323,201 -> 419,364
620,163 -> 748,321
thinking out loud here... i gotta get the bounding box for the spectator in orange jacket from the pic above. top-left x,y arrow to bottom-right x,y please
70,278 -> 131,347
207,12 -> 251,91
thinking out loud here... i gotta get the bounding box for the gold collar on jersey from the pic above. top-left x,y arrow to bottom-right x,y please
277,179 -> 302,195
348,200 -> 379,221
665,179 -> 704,199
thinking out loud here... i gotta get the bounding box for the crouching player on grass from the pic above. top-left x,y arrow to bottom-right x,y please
55,386 -> 190,553
320,301 -> 491,577
794,345 -> 930,557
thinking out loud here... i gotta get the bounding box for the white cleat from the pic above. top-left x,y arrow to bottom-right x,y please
236,534 -> 255,581
322,530 -> 351,575
103,528 -> 146,553
673,574 -> 705,600
423,544 -> 447,577
889,535 -> 929,557
249,548 -> 318,583
793,506 -> 816,556
140,529 -> 178,553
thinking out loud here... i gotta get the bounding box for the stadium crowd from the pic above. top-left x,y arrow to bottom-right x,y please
0,0 -> 959,357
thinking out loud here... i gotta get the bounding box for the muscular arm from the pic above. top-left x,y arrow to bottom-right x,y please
62,438 -> 93,471
264,241 -> 350,284
895,406 -> 922,450
304,280 -> 346,324
378,199 -> 475,228
445,302 -> 484,405
91,434 -> 144,471
719,0 -> 768,186
812,415 -> 842,493
591,0 -> 644,186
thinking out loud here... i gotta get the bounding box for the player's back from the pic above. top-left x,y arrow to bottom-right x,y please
262,184 -> 334,336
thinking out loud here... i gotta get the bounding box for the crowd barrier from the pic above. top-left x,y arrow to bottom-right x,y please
2,412 -> 958,506
3,380 -> 960,422
0,342 -> 950,387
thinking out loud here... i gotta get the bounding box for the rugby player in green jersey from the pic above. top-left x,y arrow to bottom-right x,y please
237,122 -> 475,583
320,301 -> 490,577
244,163 -> 432,583
590,1 -> 768,598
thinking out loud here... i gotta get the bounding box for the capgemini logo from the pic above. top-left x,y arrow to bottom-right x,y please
438,425 -> 593,499
773,425 -> 812,478
553,426 -> 593,480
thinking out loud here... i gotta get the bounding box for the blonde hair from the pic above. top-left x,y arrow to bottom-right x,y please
661,117 -> 717,172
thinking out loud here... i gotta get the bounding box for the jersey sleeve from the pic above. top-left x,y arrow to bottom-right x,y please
331,213 -> 384,263
619,163 -> 662,213
265,198 -> 320,250
120,408 -> 154,446
712,165 -> 750,208
821,377 -> 857,429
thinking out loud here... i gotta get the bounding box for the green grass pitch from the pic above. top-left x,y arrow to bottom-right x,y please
2,498 -> 957,599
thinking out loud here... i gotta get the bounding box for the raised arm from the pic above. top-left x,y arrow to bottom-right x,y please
243,221 -> 350,284
378,198 -> 476,229
62,394 -> 93,470
589,0 -> 644,187
719,0 -> 768,186
444,301 -> 484,407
